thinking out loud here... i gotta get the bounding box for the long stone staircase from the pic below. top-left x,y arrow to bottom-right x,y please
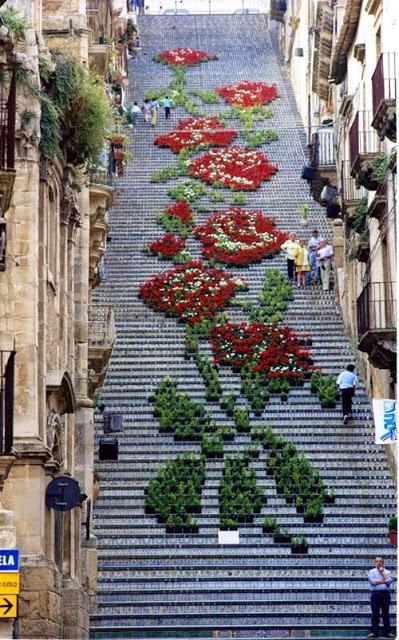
90,14 -> 397,639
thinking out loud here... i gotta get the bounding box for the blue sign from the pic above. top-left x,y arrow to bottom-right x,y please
45,476 -> 81,512
0,550 -> 19,572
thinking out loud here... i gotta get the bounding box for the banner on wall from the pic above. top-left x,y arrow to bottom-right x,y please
372,399 -> 397,445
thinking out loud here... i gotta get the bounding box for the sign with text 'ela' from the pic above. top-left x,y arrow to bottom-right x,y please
373,399 -> 397,444
0,550 -> 19,572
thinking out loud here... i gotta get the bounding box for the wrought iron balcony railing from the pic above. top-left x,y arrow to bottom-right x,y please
309,127 -> 336,167
0,350 -> 15,455
372,52 -> 396,118
349,111 -> 379,169
340,160 -> 367,202
357,281 -> 396,337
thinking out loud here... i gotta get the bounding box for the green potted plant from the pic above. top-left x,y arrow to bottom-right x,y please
274,527 -> 292,544
388,515 -> 397,545
262,516 -> 278,533
291,536 -> 308,554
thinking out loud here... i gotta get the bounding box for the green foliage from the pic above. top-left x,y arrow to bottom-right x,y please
191,88 -> 220,103
234,406 -> 251,432
219,454 -> 263,527
39,92 -> 61,158
168,180 -> 207,202
249,268 -> 293,324
20,109 -> 36,128
262,516 -> 278,532
210,190 -> 226,202
310,371 -> 340,408
242,129 -> 279,148
150,377 -> 215,440
0,7 -> 27,35
352,197 -> 368,234
388,514 -> 397,532
195,354 -> 222,401
220,392 -> 236,416
371,153 -> 390,184
228,104 -> 274,130
201,431 -> 224,457
240,366 -> 270,412
150,166 -> 181,183
230,191 -> 246,205
146,453 -> 205,528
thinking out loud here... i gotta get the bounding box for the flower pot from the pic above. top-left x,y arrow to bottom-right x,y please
113,149 -> 124,161
389,531 -> 397,545
92,481 -> 100,504
262,526 -> 275,534
291,544 -> 308,555
111,137 -> 125,148
303,514 -> 324,523
274,534 -> 291,543
296,505 -> 304,514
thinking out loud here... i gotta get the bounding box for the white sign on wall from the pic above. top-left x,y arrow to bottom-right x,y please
372,399 -> 397,445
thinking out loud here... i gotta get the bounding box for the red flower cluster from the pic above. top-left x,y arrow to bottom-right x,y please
156,48 -> 217,66
215,81 -> 279,108
194,208 -> 287,265
211,322 -> 313,380
188,146 -> 278,191
162,201 -> 193,224
139,261 -> 247,324
154,117 -> 238,153
146,234 -> 186,258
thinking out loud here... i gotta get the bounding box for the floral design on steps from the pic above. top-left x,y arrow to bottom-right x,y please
215,80 -> 279,107
194,207 -> 288,265
144,233 -> 186,259
154,47 -> 217,66
188,146 -> 278,190
139,261 -> 247,324
154,117 -> 238,153
210,322 -> 314,381
158,200 -> 194,237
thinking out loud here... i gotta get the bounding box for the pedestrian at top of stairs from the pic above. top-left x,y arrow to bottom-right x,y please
336,364 -> 357,424
367,556 -> 395,638
317,238 -> 334,291
281,232 -> 299,282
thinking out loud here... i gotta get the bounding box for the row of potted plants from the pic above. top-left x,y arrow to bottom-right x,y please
262,517 -> 309,554
219,454 -> 264,528
310,371 -> 340,408
145,453 -> 206,532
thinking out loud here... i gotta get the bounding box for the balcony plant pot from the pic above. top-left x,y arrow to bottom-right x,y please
296,505 -> 305,514
113,149 -> 124,161
303,514 -> 323,523
111,135 -> 125,148
220,525 -> 238,531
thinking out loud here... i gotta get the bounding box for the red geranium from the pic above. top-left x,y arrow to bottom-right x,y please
146,234 -> 186,258
139,261 -> 247,324
162,201 -> 193,224
154,117 -> 238,153
194,208 -> 287,265
215,81 -> 279,108
188,146 -> 278,191
155,48 -> 217,66
211,322 -> 313,380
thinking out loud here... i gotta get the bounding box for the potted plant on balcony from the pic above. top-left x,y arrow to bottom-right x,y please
388,515 -> 397,545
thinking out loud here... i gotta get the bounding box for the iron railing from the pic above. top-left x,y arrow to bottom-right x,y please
0,350 -> 15,455
0,66 -> 16,171
88,304 -> 115,349
349,111 -> 379,168
372,52 -> 396,118
309,127 -> 336,166
357,281 -> 397,337
340,160 -> 367,201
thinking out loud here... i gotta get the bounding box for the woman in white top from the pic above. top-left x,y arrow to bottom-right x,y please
281,232 -> 299,281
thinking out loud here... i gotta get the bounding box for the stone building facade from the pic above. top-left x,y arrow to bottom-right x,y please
270,0 -> 397,475
0,0 -> 128,637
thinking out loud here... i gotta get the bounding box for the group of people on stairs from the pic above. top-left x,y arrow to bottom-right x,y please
281,229 -> 334,290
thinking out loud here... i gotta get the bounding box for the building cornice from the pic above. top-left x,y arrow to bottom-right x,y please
329,0 -> 362,84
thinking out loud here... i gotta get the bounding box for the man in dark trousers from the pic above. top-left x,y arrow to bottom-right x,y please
336,364 -> 357,424
367,556 -> 395,638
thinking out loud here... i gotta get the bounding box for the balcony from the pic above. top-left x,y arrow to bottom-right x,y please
349,111 -> 380,190
340,160 -> 367,218
270,0 -> 286,22
88,304 -> 116,400
89,163 -> 115,289
308,126 -> 337,204
371,52 -> 396,142
357,281 -> 396,376
367,181 -> 387,224
0,64 -> 17,215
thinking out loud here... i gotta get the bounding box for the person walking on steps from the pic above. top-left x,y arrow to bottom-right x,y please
161,95 -> 174,120
317,239 -> 334,291
130,101 -> 141,127
336,364 -> 357,424
308,229 -> 323,284
294,239 -> 310,288
149,98 -> 160,127
281,232 -> 299,282
142,98 -> 151,125
367,556 -> 395,638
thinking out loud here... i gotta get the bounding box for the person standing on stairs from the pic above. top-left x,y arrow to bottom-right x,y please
294,239 -> 310,287
308,228 -> 323,284
161,95 -> 174,120
367,556 -> 395,638
336,364 -> 357,424
317,239 -> 334,291
281,232 -> 299,282
142,98 -> 151,125
149,98 -> 160,127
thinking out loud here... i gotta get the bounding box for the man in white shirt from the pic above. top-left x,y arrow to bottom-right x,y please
317,239 -> 334,291
367,556 -> 394,638
336,364 -> 357,424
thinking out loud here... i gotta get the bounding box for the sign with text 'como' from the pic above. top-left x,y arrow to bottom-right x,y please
0,550 -> 20,572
